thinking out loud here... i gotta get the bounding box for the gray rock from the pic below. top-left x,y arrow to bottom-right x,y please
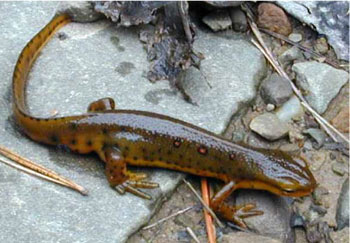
277,1 -> 349,61
0,2 -> 266,243
250,113 -> 289,141
336,178 -> 349,230
260,73 -> 293,106
235,191 -> 294,242
288,33 -> 302,43
278,46 -> 303,65
202,9 -> 232,32
275,96 -> 304,122
292,61 -> 348,114
229,8 -> 247,32
57,1 -> 104,22
303,128 -> 326,148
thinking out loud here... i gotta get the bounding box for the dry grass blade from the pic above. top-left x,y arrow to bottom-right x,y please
0,145 -> 87,195
142,206 -> 194,230
183,179 -> 224,228
244,8 -> 349,146
186,227 -> 200,243
201,178 -> 216,243
259,28 -> 341,69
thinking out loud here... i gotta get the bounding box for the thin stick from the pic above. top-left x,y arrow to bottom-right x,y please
186,227 -> 200,243
247,16 -> 349,145
201,178 -> 216,243
183,179 -> 224,228
259,28 -> 341,69
0,145 -> 87,195
142,205 -> 194,230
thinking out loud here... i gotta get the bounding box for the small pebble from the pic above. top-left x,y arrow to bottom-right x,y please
288,33 -> 302,42
257,3 -> 292,36
250,113 -> 289,141
332,162 -> 348,176
315,37 -> 329,54
266,103 -> 275,111
312,186 -> 329,206
278,46 -> 303,65
260,73 -> 293,106
275,96 -> 304,122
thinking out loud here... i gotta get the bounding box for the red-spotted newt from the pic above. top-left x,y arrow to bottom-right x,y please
12,14 -> 316,227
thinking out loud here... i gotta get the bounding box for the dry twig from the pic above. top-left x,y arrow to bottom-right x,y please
183,179 -> 224,228
142,205 -> 194,230
259,28 -> 341,69
186,227 -> 200,243
0,145 -> 87,195
201,178 -> 216,243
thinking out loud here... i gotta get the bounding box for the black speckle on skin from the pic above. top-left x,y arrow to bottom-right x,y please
102,128 -> 108,134
133,156 -> 138,160
87,140 -> 93,146
71,139 -> 77,145
69,123 -> 78,130
50,135 -> 59,143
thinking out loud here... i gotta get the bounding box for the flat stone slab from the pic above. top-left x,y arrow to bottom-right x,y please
0,2 -> 266,243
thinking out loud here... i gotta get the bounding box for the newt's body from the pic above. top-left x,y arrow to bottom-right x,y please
12,14 -> 316,226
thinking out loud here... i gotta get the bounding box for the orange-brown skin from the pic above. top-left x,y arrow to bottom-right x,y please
12,14 -> 317,227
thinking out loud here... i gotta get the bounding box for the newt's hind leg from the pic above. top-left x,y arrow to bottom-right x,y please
88,97 -> 116,112
210,181 -> 263,228
104,147 -> 159,200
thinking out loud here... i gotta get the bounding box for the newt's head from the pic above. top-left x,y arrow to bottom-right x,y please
238,149 -> 317,197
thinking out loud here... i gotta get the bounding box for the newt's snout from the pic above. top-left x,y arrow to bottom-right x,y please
278,157 -> 317,197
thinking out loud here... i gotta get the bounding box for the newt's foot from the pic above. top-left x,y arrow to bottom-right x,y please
214,202 -> 263,228
115,171 -> 159,200
231,203 -> 263,228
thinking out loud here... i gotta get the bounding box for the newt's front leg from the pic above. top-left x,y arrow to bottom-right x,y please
103,147 -> 159,200
210,181 -> 263,228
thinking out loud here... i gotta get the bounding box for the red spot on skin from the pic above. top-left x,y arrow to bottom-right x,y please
198,146 -> 207,155
174,140 -> 182,148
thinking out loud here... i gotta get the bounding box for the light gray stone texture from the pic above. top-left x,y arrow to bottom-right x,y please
0,2 -> 266,243
292,61 -> 348,114
275,96 -> 304,122
277,1 -> 350,61
250,113 -> 289,141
